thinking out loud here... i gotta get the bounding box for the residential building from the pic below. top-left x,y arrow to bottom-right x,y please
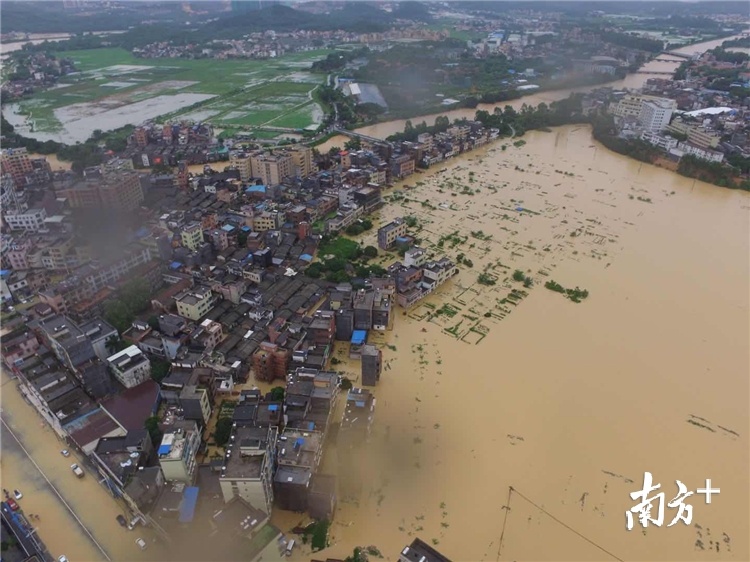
252,211 -> 284,232
422,258 -> 458,290
158,421 -> 201,483
181,222 -> 204,252
613,94 -> 652,119
361,344 -> 381,386
371,289 -> 392,330
665,118 -> 721,149
91,430 -> 152,495
340,388 -> 376,445
56,170 -> 144,211
107,345 -> 152,388
1,148 -> 33,185
174,286 -> 214,321
1,328 -> 40,369
252,341 -> 289,382
274,427 -> 324,512
250,152 -> 293,186
641,131 -> 679,151
286,145 -> 314,178
377,218 -> 408,250
229,152 -> 253,182
179,381 -> 213,427
638,99 -> 675,132
404,247 -> 427,268
35,314 -> 95,374
399,538 -> 452,562
3,207 -> 48,232
337,387 -> 375,499
390,153 -> 415,178
78,318 -> 118,362
353,290 -> 373,331
219,425 -> 278,514
674,142 -> 724,163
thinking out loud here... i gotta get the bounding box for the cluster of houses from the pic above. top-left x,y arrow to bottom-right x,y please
0,108 -> 499,556
1,52 -> 76,100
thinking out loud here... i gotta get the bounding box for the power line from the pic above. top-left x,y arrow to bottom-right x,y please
496,485 -> 513,561
499,486 -> 625,562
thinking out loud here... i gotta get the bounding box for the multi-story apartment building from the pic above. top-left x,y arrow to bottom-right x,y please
274,427 -> 324,512
219,425 -> 278,513
638,99 -> 675,132
665,117 -> 721,150
377,218 -> 407,250
158,421 -> 201,483
107,345 -> 152,388
286,145 -> 314,178
180,222 -> 204,252
250,152 -> 293,186
252,341 -> 289,382
3,207 -> 48,232
390,153 -> 415,179
1,148 -> 33,185
361,344 -> 382,386
252,211 -> 284,232
229,152 -> 253,183
174,286 -> 214,321
404,247 -> 427,268
38,246 -> 153,315
6,237 -> 34,270
56,170 -> 144,211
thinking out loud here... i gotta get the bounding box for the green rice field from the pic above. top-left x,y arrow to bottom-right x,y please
5,47 -> 332,143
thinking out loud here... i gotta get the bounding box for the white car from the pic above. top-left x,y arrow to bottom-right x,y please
61,450 -> 70,457
58,556 -> 68,562
135,538 -> 147,550
13,489 -> 22,500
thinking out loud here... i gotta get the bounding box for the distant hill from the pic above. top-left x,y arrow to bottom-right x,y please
1,1 -> 204,33
2,1 -> 432,36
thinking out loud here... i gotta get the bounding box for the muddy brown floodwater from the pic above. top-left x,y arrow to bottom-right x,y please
275,124 -> 749,561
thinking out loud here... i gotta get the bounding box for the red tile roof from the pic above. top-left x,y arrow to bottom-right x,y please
100,380 -> 160,431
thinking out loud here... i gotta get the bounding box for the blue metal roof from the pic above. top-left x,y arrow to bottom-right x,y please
351,330 -> 367,345
179,486 -> 199,523
221,224 -> 235,232
268,404 -> 278,412
300,254 -> 313,262
241,226 -> 252,232
158,443 -> 172,456
169,261 -> 182,270
246,184 -> 266,193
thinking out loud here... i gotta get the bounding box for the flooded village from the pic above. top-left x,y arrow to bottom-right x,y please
1,9 -> 749,562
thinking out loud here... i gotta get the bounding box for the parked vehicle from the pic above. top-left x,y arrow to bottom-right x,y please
13,490 -> 22,500
58,556 -> 69,562
70,464 -> 84,478
61,450 -> 70,457
116,515 -> 127,527
135,538 -> 147,550
286,539 -> 296,555
7,499 -> 19,511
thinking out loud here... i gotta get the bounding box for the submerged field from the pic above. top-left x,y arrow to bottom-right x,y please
272,125 -> 749,561
3,47 -> 331,143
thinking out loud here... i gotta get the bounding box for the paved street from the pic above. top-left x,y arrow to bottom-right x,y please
1,369 -> 160,562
